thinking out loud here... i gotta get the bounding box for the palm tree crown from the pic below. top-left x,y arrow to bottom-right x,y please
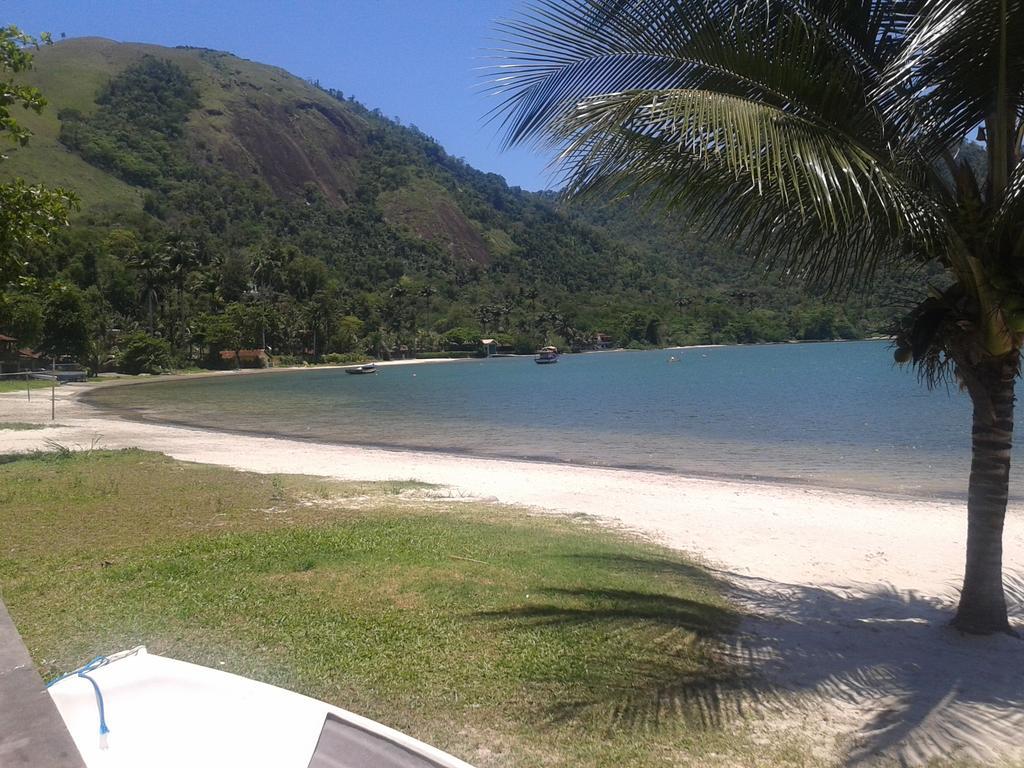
492,0 -> 1024,633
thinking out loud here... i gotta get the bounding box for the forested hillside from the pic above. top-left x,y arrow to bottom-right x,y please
1,38 -> 899,371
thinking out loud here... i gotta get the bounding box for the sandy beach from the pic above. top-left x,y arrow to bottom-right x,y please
2,381 -> 1022,766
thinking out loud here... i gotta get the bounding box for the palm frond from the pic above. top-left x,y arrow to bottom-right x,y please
557,88 -> 941,247
775,0 -> 918,70
877,0 -> 1024,167
994,155 -> 1024,256
489,0 -> 885,149
551,99 -> 936,288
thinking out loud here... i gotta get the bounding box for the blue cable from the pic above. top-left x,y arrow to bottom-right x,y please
47,656 -> 111,742
78,671 -> 110,739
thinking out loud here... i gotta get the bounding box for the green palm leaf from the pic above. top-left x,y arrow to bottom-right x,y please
877,0 -> 1024,166
560,88 -> 937,234
994,156 -> 1024,255
490,0 -> 947,279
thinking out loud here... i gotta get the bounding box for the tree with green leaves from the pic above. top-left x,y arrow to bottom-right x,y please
0,290 -> 42,345
493,1 -> 1024,633
0,25 -> 75,284
116,330 -> 172,375
196,309 -> 245,368
40,282 -> 91,362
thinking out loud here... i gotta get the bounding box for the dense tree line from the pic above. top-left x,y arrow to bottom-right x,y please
3,54 -> 901,373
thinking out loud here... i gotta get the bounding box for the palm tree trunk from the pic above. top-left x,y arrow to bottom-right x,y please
953,354 -> 1017,634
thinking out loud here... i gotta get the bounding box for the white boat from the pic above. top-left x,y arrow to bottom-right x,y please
534,346 -> 559,364
47,647 -> 476,768
344,363 -> 377,375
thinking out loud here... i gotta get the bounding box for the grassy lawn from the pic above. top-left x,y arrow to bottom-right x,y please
0,379 -> 55,394
0,450 -> 808,767
0,422 -> 51,430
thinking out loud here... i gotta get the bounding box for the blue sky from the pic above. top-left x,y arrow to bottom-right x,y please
7,0 -> 556,191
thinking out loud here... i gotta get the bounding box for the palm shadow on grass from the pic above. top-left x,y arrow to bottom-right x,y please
492,585 -> 732,636
476,554 -> 778,735
478,553 -> 1024,766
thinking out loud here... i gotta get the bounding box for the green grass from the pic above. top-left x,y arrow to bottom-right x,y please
1,39 -> 147,215
0,450 -> 815,767
0,379 -> 55,393
0,422 -> 51,430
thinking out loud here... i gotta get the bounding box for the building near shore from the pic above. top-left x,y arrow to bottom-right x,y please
0,334 -> 47,374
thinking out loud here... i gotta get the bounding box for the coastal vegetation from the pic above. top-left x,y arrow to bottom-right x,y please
493,0 -> 1024,634
0,449 -> 795,768
0,37 -> 904,373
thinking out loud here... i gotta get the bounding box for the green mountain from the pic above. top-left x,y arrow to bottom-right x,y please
1,38 -> 896,369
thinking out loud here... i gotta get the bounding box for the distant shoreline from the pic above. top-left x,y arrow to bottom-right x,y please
86,337 -> 891,391
85,355 -> 473,391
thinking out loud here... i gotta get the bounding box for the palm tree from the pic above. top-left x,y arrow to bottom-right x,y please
128,246 -> 171,335
251,246 -> 285,295
492,1 -> 1024,634
162,235 -> 198,348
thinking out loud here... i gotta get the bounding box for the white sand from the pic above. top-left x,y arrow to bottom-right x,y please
2,382 -> 1021,765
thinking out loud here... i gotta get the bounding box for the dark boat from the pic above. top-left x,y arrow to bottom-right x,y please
534,346 -> 559,364
344,363 -> 377,375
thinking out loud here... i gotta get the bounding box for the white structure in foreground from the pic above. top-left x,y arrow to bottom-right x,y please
48,647 -> 476,768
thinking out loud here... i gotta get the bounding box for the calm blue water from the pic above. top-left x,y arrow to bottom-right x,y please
86,341 -> 1021,499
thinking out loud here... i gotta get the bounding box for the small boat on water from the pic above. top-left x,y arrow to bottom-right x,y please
344,363 -> 377,375
534,346 -> 559,365
47,647 -> 476,768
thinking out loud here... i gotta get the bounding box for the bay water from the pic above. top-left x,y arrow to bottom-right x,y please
86,340 -> 1022,499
